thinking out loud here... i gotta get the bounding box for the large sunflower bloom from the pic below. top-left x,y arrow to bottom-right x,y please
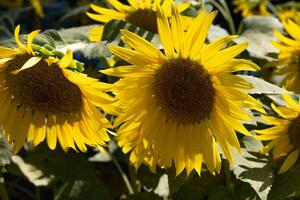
232,0 -> 271,17
102,5 -> 264,176
278,8 -> 300,24
272,19 -> 300,93
86,0 -> 191,41
0,26 -> 115,153
255,94 -> 300,173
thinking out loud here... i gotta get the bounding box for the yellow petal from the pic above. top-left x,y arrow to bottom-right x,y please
14,25 -> 26,50
279,150 -> 299,174
27,29 -> 41,53
100,65 -> 148,77
127,0 -> 138,9
11,56 -> 41,74
283,20 -> 300,41
0,46 -> 19,58
107,0 -> 130,12
58,49 -> 73,68
215,59 -> 260,73
88,26 -> 104,42
190,11 -> 218,58
261,115 -> 289,125
271,103 -> 298,119
90,4 -> 126,18
201,36 -> 237,64
206,43 -> 248,68
260,137 -> 282,154
46,116 -> 57,150
255,125 -> 287,136
109,46 -> 154,66
274,29 -> 299,46
282,93 -> 300,112
120,29 -> 165,62
170,3 -> 184,56
156,5 -> 174,56
86,12 -> 124,23
177,2 -> 190,13
184,9 -> 206,53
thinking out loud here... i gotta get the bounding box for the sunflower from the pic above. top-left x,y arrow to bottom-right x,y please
278,9 -> 300,24
272,19 -> 300,93
276,2 -> 300,24
86,0 -> 191,41
0,25 -> 115,154
232,0 -> 271,17
101,4 -> 264,176
255,94 -> 300,173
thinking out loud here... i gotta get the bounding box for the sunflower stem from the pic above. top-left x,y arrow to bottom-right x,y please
219,0 -> 236,34
0,182 -> 9,200
236,21 -> 244,35
208,0 -> 236,35
223,160 -> 234,192
266,1 -> 278,17
36,187 -> 41,200
111,154 -> 135,194
129,165 -> 140,193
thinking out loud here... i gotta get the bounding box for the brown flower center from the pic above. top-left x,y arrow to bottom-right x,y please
125,9 -> 158,33
153,58 -> 215,124
288,116 -> 300,150
5,54 -> 82,115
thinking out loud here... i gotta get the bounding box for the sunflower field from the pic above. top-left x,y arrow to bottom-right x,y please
1,0 -> 300,199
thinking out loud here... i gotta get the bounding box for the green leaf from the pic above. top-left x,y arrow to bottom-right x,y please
59,5 -> 89,23
102,20 -> 126,42
0,132 -> 11,168
208,182 -> 259,200
34,29 -> 63,48
102,20 -> 155,43
231,137 -> 275,200
240,16 -> 282,33
75,42 -> 111,59
127,192 -> 163,200
238,75 -> 291,94
18,143 -> 99,183
136,165 -> 163,190
267,94 -> 300,107
55,180 -> 113,200
169,171 -> 225,200
57,25 -> 96,43
268,164 -> 300,200
234,16 -> 282,61
11,155 -> 53,186
207,25 -> 229,42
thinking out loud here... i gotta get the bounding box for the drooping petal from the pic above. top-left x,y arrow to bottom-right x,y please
58,49 -> 73,68
11,56 -> 41,74
14,25 -> 26,50
27,29 -> 41,53
279,150 -> 299,174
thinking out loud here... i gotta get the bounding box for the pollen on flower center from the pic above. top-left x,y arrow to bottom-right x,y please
5,54 -> 82,115
125,9 -> 158,33
288,116 -> 300,150
153,58 -> 215,124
